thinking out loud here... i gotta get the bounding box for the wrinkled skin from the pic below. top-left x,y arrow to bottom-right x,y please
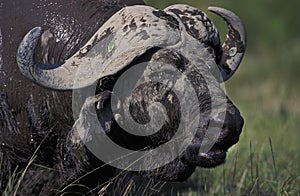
0,1 -> 245,195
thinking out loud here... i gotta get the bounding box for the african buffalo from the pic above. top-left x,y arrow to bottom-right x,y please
0,0 -> 246,195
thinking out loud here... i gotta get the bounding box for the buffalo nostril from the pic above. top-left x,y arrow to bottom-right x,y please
226,108 -> 244,136
220,109 -> 244,146
209,107 -> 243,137
207,106 -> 244,150
235,112 -> 244,135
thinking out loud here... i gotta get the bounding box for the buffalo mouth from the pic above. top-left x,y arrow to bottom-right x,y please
199,147 -> 227,167
141,112 -> 243,181
182,105 -> 244,168
183,143 -> 228,168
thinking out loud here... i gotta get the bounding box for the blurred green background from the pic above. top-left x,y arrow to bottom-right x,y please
145,0 -> 300,195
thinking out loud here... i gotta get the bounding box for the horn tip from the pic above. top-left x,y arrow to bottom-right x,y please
207,6 -> 247,45
208,6 -> 222,13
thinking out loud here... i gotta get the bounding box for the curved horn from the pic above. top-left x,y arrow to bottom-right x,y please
208,7 -> 247,81
16,27 -> 73,89
16,5 -> 181,90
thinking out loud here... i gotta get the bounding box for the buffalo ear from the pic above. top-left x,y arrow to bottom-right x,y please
208,7 -> 247,82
